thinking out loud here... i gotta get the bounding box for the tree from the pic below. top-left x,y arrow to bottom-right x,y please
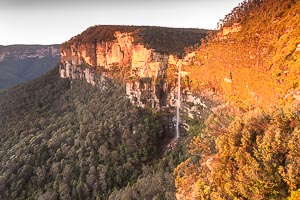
176,105 -> 300,199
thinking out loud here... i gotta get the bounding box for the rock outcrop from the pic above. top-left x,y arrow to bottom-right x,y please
59,26 -> 213,115
60,31 -> 169,108
0,45 -> 60,61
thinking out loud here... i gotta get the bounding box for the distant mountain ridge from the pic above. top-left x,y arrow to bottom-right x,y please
0,44 -> 60,89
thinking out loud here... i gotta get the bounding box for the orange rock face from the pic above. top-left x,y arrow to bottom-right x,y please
59,30 -> 213,116
60,31 -> 172,109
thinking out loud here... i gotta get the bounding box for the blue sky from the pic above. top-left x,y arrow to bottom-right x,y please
0,0 -> 243,45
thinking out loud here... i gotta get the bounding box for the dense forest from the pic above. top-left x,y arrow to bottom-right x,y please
0,45 -> 60,89
175,104 -> 300,199
0,55 -> 59,89
0,66 -> 196,199
0,0 -> 299,199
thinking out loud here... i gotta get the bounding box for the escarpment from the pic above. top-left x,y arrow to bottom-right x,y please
60,26 -> 212,116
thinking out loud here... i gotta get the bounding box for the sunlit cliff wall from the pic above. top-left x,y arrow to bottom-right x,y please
60,31 -> 170,108
59,28 -> 215,118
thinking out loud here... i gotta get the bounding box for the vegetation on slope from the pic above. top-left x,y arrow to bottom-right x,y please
108,119 -> 204,199
183,0 -> 300,108
0,66 -> 178,199
0,55 -> 59,89
0,45 -> 60,89
175,0 -> 300,199
62,25 -> 208,57
175,105 -> 300,199
1,1 -> 299,200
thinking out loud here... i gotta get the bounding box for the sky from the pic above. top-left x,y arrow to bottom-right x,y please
0,0 -> 243,45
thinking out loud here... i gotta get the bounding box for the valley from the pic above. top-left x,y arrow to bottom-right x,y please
0,0 -> 299,199
0,45 -> 60,89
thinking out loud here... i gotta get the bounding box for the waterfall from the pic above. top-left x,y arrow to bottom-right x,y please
176,61 -> 182,138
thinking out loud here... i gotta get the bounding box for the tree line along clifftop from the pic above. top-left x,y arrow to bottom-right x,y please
61,25 -> 208,57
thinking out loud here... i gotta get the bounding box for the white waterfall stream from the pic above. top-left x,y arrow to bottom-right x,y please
176,61 -> 181,138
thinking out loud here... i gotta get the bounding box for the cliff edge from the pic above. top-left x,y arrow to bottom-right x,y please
60,26 -> 209,111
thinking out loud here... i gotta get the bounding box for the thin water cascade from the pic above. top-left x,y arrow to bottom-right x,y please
176,61 -> 182,138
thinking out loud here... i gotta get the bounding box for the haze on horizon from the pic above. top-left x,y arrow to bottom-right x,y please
0,0 -> 244,45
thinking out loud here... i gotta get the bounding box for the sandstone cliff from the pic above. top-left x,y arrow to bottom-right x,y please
60,26 -> 212,117
0,45 -> 60,62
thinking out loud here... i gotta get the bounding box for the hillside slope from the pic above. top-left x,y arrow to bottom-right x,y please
0,45 -> 60,89
0,66 -> 179,199
0,1 -> 299,199
180,0 -> 299,109
0,26 -> 211,200
175,0 -> 300,199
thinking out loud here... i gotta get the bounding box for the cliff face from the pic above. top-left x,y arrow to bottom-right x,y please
0,45 -> 60,61
60,31 -> 168,108
60,27 -> 213,116
181,0 -> 300,108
